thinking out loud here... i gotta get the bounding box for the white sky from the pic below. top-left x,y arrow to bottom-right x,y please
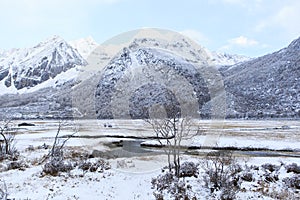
0,0 -> 299,57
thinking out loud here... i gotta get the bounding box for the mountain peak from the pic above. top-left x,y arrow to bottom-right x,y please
46,35 -> 65,42
69,36 -> 99,59
208,51 -> 251,67
0,35 -> 86,91
288,36 -> 300,50
33,35 -> 67,49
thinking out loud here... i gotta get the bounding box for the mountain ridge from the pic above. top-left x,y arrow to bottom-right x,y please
0,35 -> 299,119
0,35 -> 86,93
221,36 -> 300,118
0,35 -> 248,94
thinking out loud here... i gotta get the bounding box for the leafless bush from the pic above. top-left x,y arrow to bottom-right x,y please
240,172 -> 253,182
151,171 -> 197,200
146,112 -> 200,199
7,160 -> 27,171
200,151 -> 241,200
261,163 -> 280,173
283,175 -> 300,189
42,122 -> 76,176
43,160 -> 74,176
285,163 -> 300,174
146,116 -> 196,178
0,121 -> 18,160
78,159 -> 111,174
179,161 -> 199,178
256,176 -> 299,199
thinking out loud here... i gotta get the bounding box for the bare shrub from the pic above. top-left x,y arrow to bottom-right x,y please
285,163 -> 300,174
261,163 -> 280,173
0,121 -> 18,160
260,163 -> 280,184
7,160 -> 28,171
78,159 -> 111,173
43,160 -> 74,176
200,151 -> 241,200
240,172 -> 253,182
151,171 -> 197,200
147,114 -> 199,199
283,175 -> 300,189
179,161 -> 199,178
42,122 -> 76,176
146,116 -> 196,178
249,164 -> 300,199
25,145 -> 35,152
257,176 -> 299,199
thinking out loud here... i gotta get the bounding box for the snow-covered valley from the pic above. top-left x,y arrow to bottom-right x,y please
0,119 -> 299,199
0,29 -> 299,200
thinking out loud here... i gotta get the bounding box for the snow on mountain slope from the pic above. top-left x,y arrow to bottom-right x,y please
222,36 -> 300,118
93,35 -> 215,119
129,37 -> 250,67
208,51 -> 251,67
0,35 -> 87,92
0,34 -> 249,96
69,36 -> 99,59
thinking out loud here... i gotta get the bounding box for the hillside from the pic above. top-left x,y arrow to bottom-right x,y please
0,34 -> 299,119
221,37 -> 300,118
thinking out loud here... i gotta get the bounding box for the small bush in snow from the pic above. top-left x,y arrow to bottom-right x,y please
264,173 -> 279,183
261,163 -> 279,173
179,161 -> 199,178
151,171 -> 197,200
283,175 -> 300,189
37,143 -> 50,150
0,121 -> 19,161
241,172 -> 253,182
42,122 -> 76,176
25,145 -> 35,152
152,172 -> 175,192
260,163 -> 280,183
79,159 -> 111,173
7,160 -> 27,171
43,159 -> 74,176
285,163 -> 300,174
201,151 -> 241,200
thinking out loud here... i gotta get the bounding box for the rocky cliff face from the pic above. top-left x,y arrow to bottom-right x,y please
94,46 -> 211,119
221,37 -> 300,118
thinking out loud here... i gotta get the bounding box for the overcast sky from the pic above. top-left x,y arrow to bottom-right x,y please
0,0 -> 299,57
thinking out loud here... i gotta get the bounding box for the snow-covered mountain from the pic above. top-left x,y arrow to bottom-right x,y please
69,36 -> 99,59
0,36 -> 86,93
2,33 -> 298,120
0,35 -> 249,95
72,34 -> 216,119
222,36 -> 300,118
209,51 -> 251,67
94,44 -> 211,119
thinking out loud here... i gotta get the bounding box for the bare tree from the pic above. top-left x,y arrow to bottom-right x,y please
41,121 -> 76,162
0,120 -> 17,159
146,114 -> 195,177
42,121 -> 76,175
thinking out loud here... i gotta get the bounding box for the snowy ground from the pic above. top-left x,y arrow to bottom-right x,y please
0,119 -> 300,199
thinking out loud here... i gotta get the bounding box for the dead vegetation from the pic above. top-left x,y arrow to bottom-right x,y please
0,121 -> 18,161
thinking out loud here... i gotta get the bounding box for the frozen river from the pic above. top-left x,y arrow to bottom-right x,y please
12,119 -> 300,158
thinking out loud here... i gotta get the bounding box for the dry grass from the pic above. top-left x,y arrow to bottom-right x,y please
136,156 -> 156,161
